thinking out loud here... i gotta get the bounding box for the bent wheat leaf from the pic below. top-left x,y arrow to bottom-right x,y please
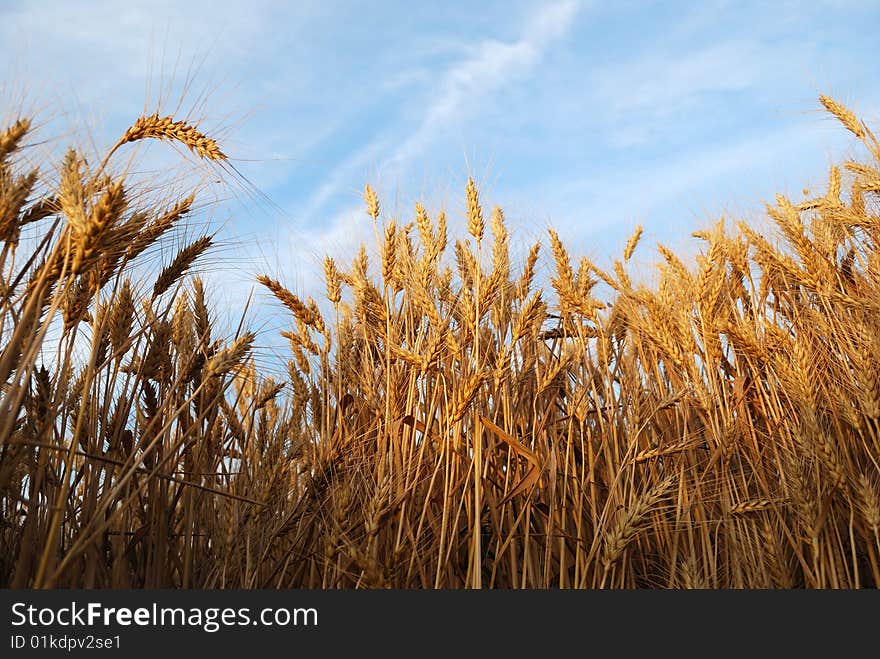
479,415 -> 542,506
479,415 -> 539,467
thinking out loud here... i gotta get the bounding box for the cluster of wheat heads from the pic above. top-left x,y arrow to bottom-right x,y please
257,96 -> 880,589
2,96 -> 880,589
0,112 -> 300,588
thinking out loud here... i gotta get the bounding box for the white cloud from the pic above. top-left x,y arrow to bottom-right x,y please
387,0 -> 582,171
296,0 -> 583,261
592,41 -> 760,116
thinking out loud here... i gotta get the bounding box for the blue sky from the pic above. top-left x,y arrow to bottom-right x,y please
2,0 -> 879,338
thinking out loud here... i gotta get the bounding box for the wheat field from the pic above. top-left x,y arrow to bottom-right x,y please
1,96 -> 879,589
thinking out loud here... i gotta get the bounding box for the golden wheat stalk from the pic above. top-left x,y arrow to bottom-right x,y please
117,113 -> 226,161
0,118 -> 30,161
153,235 -> 213,297
820,95 -> 866,140
257,275 -> 316,327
